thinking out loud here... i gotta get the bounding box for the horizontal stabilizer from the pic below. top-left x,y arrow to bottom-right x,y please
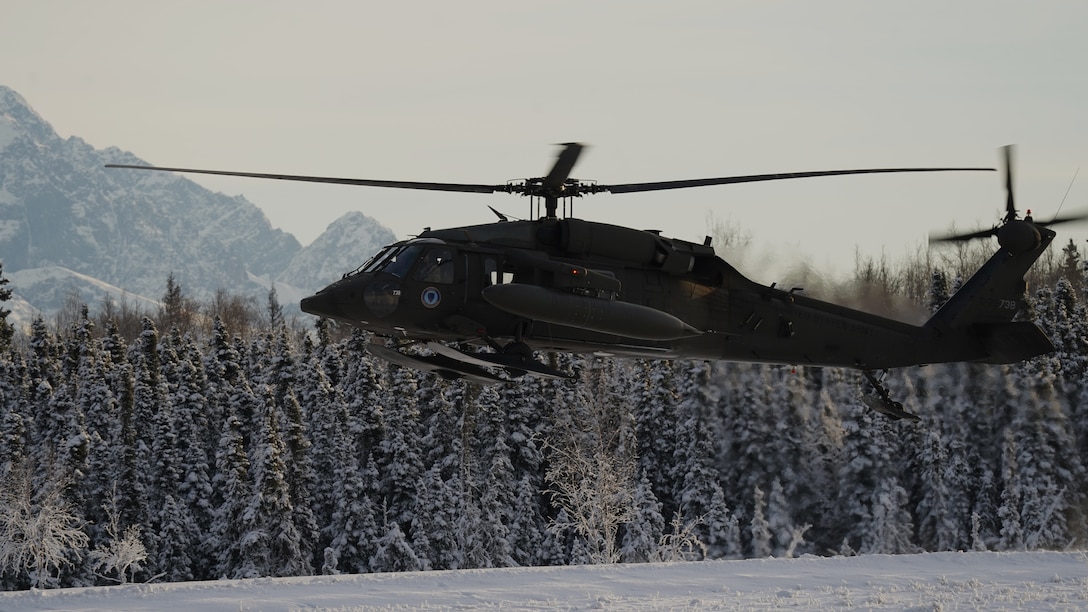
974,321 -> 1055,364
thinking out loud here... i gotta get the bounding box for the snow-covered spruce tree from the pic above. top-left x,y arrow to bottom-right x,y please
242,388 -> 306,577
495,379 -> 549,567
463,384 -> 516,568
701,484 -> 743,560
126,318 -> 169,575
77,323 -> 123,565
204,318 -> 253,578
914,429 -> 970,551
671,361 -> 734,559
0,262 -> 14,350
377,364 -> 424,545
210,411 -> 255,579
410,374 -> 465,570
1006,356 -> 1085,549
410,461 -> 461,570
300,336 -> 360,572
340,330 -> 386,486
968,464 -> 999,551
927,267 -> 951,314
324,449 -> 382,574
834,397 -> 917,554
619,469 -> 665,563
172,332 -> 216,577
1046,279 -> 1088,380
25,317 -> 59,475
632,359 -> 682,516
154,493 -> 195,583
262,327 -> 318,575
158,273 -> 197,336
767,478 -> 811,558
145,332 -> 197,582
717,362 -> 827,553
370,509 -> 422,573
717,364 -> 778,516
0,350 -> 29,481
204,317 -> 252,449
26,316 -> 59,381
31,314 -> 94,585
97,322 -> 147,559
860,475 -> 919,555
1035,279 -> 1088,498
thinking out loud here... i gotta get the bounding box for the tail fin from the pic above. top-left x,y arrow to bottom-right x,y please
924,228 -> 1056,364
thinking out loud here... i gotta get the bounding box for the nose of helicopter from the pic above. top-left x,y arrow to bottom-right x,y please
300,291 -> 342,320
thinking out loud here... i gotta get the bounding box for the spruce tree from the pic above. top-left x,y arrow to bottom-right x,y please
245,391 -> 306,577
326,453 -> 382,573
620,470 -> 665,563
210,412 -> 255,579
0,262 -> 13,350
378,364 -> 424,534
861,475 -> 919,554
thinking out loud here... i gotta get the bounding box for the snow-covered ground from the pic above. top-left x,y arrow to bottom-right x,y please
2,551 -> 1086,611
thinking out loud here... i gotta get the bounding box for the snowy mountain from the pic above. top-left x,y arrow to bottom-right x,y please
0,85 -> 394,319
277,211 -> 395,290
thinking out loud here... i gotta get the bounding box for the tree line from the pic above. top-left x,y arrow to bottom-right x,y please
1,239 -> 1087,590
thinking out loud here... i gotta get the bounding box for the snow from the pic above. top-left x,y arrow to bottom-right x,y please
2,551 -> 1085,611
0,112 -> 18,150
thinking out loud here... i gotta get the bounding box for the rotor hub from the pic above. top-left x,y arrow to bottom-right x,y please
997,219 -> 1041,254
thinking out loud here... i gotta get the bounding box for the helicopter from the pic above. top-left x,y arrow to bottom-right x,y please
107,144 -> 1079,420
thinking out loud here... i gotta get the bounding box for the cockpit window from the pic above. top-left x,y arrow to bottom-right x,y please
356,246 -> 398,275
382,245 -> 425,278
413,247 -> 455,283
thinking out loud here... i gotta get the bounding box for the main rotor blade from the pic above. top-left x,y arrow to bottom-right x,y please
104,164 -> 505,194
542,143 -> 584,192
602,167 -> 995,194
1002,145 -> 1016,222
1040,211 -> 1088,227
929,226 -> 999,244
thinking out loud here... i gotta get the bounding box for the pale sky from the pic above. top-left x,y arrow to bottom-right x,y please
3,1 -> 1087,282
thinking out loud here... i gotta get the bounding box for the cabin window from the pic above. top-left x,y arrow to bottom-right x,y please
485,257 -> 515,285
413,247 -> 455,283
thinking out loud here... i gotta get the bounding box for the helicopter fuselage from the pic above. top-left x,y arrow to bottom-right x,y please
300,216 -> 1048,376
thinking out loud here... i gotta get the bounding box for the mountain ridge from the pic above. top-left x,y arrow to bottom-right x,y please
0,84 -> 395,324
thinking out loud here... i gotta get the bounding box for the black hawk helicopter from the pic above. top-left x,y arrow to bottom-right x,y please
108,144 -> 1078,420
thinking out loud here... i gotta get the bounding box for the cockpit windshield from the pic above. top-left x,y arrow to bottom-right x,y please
381,245 -> 425,278
346,240 -> 446,279
347,245 -> 397,277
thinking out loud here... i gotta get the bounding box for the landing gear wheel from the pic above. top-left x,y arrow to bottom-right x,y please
502,341 -> 533,362
501,341 -> 533,378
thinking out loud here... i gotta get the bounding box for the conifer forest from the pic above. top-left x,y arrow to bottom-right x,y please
1,241 -> 1088,591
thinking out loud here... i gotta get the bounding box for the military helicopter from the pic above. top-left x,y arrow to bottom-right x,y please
107,144 -> 1078,420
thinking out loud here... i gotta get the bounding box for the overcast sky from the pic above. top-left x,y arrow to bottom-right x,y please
4,1 -> 1087,282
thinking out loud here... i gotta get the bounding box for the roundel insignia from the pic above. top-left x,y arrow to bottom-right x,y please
421,287 -> 442,308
